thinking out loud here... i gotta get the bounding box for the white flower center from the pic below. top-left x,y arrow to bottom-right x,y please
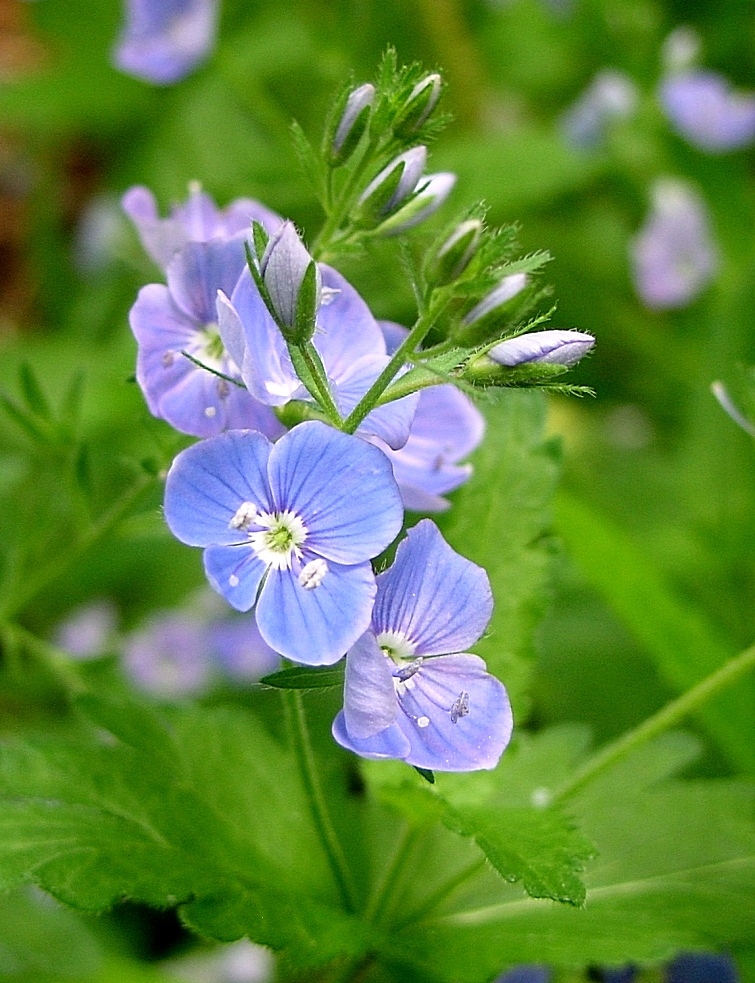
377,630 -> 417,663
298,558 -> 328,590
248,509 -> 307,570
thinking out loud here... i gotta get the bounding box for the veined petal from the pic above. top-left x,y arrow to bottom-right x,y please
216,288 -> 248,373
255,560 -> 376,666
332,712 -> 411,761
314,266 -> 386,378
203,544 -> 267,611
167,237 -> 247,323
343,632 -> 398,739
373,520 -> 492,655
394,654 -> 513,771
164,429 -> 274,546
268,422 -> 402,564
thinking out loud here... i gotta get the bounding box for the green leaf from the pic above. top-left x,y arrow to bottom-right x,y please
0,697 -> 377,970
290,119 -> 327,203
443,804 -> 594,906
19,363 -> 53,421
439,391 -> 561,714
260,664 -> 345,690
379,731 -> 755,981
555,490 -> 755,773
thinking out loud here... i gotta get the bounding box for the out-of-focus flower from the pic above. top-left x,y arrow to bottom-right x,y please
494,968 -> 551,983
122,183 -> 282,272
164,939 -> 274,983
489,329 -> 595,367
207,616 -> 281,682
660,70 -> 755,152
163,423 -> 403,666
55,601 -> 118,660
129,238 -> 283,439
113,0 -> 220,85
561,69 -> 638,148
667,952 -> 739,983
630,180 -> 718,309
333,520 -> 513,771
74,195 -> 127,274
123,612 -> 212,697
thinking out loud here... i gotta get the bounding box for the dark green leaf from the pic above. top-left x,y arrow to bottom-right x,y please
19,363 -> 52,421
260,664 -> 345,690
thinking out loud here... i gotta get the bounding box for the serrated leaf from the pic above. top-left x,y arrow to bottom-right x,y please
260,664 -> 345,690
443,805 -> 594,906
0,698 -> 376,970
439,392 -> 561,714
290,120 -> 327,203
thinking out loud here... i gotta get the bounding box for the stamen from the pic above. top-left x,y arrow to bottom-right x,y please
298,558 -> 328,590
229,501 -> 259,531
449,691 -> 470,724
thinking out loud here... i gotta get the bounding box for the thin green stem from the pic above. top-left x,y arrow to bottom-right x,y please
342,299 -> 449,435
296,341 -> 343,425
0,474 -> 154,622
285,690 -> 358,912
551,642 -> 755,803
364,823 -> 421,924
2,623 -> 86,693
312,145 -> 380,259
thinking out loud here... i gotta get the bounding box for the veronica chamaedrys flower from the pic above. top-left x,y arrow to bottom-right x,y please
55,601 -> 118,660
123,612 -> 212,697
122,183 -> 282,271
489,329 -> 595,368
217,266 -> 419,449
113,0 -> 219,85
630,180 -> 718,309
332,520 -> 513,771
375,321 -> 484,511
164,422 -> 404,666
660,70 -> 755,153
130,238 -> 283,439
560,69 -> 638,149
207,614 -> 281,682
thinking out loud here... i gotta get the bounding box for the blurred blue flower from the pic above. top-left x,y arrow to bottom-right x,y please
129,238 -> 284,439
163,422 -> 403,666
660,70 -> 755,152
489,329 -> 595,367
376,321 -> 485,512
561,69 -> 638,149
113,0 -> 220,85
667,952 -> 739,983
630,180 -> 718,309
495,968 -> 551,983
123,612 -> 213,697
122,183 -> 282,271
332,520 -> 513,770
217,266 -> 419,448
55,600 -> 118,660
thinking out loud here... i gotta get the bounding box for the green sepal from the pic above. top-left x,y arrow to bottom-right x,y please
353,160 -> 406,228
289,260 -> 319,344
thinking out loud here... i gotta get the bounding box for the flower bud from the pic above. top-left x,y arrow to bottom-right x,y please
259,221 -> 321,343
453,273 -> 529,346
356,147 -> 427,226
428,219 -> 482,285
376,172 -> 456,235
394,73 -> 442,135
331,83 -> 375,161
489,330 -> 594,368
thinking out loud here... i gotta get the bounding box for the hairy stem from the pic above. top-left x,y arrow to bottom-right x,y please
285,690 -> 358,912
551,642 -> 755,803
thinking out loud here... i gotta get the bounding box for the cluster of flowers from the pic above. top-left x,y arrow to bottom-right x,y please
121,68 -> 594,771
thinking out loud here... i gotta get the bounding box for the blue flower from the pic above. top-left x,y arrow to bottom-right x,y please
113,0 -> 220,85
661,70 -> 755,153
332,520 -> 513,770
560,70 -> 637,149
630,180 -> 718,310
163,422 -> 404,665
129,238 -> 284,439
217,266 -> 419,448
122,183 -> 282,271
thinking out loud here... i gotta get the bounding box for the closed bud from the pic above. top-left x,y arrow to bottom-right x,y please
376,171 -> 456,235
489,330 -> 595,368
259,221 -> 321,343
454,273 -> 529,345
331,83 -> 375,161
429,219 -> 482,285
395,73 -> 443,135
356,146 -> 427,226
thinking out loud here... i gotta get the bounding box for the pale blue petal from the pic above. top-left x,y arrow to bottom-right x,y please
131,283 -> 198,415
374,520 -> 492,656
343,632 -> 397,739
333,355 -> 419,449
216,288 -> 248,370
268,422 -> 403,564
394,654 -> 513,771
332,712 -> 411,761
167,238 -> 247,323
314,266 -> 386,379
203,544 -> 267,612
255,560 -> 376,666
164,429 -> 274,546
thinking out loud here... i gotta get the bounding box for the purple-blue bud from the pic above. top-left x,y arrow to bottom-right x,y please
377,171 -> 456,235
489,329 -> 594,367
395,73 -> 443,134
358,146 -> 428,221
259,221 -> 321,337
332,83 -> 375,158
463,273 -> 529,325
430,219 -> 483,284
